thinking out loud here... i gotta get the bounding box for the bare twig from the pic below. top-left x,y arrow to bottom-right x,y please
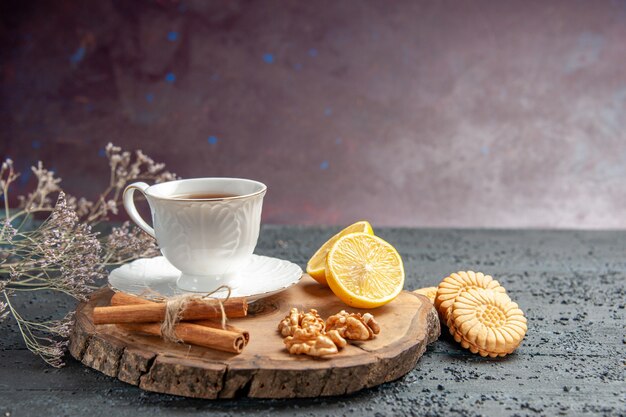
0,143 -> 176,367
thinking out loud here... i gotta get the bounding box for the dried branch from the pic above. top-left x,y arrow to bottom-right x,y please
0,143 -> 176,367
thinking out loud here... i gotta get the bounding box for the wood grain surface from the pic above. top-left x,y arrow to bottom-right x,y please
69,275 -> 440,399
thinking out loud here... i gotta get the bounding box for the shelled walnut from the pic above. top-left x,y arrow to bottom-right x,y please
284,328 -> 339,356
326,310 -> 381,340
326,329 -> 347,349
277,308 -> 325,337
300,309 -> 325,333
278,308 -> 380,357
278,308 -> 302,337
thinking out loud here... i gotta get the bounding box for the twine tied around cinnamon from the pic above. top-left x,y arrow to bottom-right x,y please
158,285 -> 232,343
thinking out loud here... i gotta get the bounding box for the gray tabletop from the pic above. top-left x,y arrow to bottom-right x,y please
1,226 -> 624,416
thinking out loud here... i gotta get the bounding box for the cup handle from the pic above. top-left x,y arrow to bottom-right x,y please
123,182 -> 156,238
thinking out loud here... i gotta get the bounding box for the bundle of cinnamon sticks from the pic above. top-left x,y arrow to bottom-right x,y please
92,292 -> 249,354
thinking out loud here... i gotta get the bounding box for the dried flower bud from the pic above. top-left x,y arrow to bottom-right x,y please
0,299 -> 8,322
1,220 -> 17,243
0,144 -> 176,368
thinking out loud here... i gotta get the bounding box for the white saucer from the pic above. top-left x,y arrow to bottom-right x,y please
108,255 -> 303,302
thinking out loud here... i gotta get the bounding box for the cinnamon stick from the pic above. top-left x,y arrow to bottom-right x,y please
193,320 -> 250,344
117,322 -> 247,353
93,293 -> 247,324
110,292 -> 247,309
108,292 -> 250,343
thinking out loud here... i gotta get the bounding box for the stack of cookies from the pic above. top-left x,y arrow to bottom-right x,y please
416,271 -> 527,358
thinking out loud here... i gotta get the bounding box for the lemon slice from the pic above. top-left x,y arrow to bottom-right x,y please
325,232 -> 404,308
306,221 -> 374,285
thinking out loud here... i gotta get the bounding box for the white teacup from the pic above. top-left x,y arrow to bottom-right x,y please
123,177 -> 266,292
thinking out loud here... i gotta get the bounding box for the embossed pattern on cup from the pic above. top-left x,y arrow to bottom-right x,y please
152,193 -> 263,276
123,177 -> 266,292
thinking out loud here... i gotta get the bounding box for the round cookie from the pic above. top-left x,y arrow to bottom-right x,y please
448,288 -> 527,357
435,271 -> 505,322
413,287 -> 437,303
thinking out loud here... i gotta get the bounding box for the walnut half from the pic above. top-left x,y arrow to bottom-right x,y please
326,329 -> 347,349
278,308 -> 302,337
326,310 -> 381,340
284,328 -> 338,356
301,308 -> 325,334
277,308 -> 325,337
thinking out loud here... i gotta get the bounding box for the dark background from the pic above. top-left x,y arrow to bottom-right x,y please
2,0 -> 625,227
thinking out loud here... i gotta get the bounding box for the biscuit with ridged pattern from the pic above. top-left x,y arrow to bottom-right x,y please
413,286 -> 437,303
448,288 -> 527,357
435,271 -> 506,322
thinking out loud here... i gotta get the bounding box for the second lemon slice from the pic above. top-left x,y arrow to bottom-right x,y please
326,232 -> 405,308
306,221 -> 374,285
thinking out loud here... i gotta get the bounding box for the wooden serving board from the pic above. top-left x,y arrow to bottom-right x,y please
69,275 -> 440,399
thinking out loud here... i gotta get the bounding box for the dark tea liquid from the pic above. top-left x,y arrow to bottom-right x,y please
171,193 -> 239,199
